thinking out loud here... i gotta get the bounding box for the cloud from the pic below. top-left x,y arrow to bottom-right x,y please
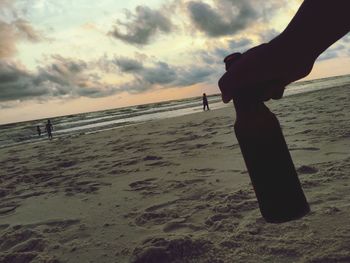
317,43 -> 347,61
113,57 -> 144,72
0,60 -> 47,101
36,55 -> 88,88
140,62 -> 177,84
109,5 -> 173,45
0,2 -> 52,102
0,1 -> 43,57
118,78 -> 152,94
12,19 -> 43,42
174,66 -> 213,86
259,28 -> 279,43
228,38 -> 253,51
36,56 -> 120,98
187,0 -> 258,37
342,33 -> 350,43
186,0 -> 285,37
113,57 -> 177,85
111,56 -> 213,93
0,56 -> 121,102
191,36 -> 254,66
0,21 -> 17,58
0,0 -> 12,11
0,51 -> 215,103
317,51 -> 339,61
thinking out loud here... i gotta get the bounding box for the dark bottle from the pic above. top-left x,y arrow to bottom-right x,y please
224,53 -> 310,223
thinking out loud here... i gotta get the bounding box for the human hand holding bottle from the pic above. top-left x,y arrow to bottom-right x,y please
218,0 -> 350,103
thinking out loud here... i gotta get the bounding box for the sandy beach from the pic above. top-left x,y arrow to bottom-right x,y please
0,85 -> 349,263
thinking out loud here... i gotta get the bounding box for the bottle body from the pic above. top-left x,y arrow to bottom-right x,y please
234,102 -> 310,223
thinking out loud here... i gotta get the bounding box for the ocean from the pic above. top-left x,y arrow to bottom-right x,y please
1,74 -> 349,148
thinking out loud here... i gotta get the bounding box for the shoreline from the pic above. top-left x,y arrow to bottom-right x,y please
1,82 -> 349,150
0,73 -> 349,127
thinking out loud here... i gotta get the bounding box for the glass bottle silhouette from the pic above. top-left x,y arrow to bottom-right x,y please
224,53 -> 310,223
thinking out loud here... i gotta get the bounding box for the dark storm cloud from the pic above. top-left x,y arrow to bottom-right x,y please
109,5 -> 173,45
187,0 -> 258,37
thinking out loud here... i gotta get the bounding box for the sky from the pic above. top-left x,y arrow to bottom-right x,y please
0,0 -> 349,124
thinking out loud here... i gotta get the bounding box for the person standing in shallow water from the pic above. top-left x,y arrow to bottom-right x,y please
36,125 -> 41,137
45,119 -> 53,140
203,93 -> 210,111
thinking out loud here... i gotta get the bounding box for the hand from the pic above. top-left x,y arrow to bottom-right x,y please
218,39 -> 315,103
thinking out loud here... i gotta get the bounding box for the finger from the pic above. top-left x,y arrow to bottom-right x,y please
271,87 -> 285,100
257,80 -> 286,101
221,94 -> 231,104
218,75 -> 233,103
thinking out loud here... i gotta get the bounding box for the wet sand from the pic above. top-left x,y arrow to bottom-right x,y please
0,85 -> 349,262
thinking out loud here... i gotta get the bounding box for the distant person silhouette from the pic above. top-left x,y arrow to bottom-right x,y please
203,93 -> 210,111
45,119 -> 53,140
36,125 -> 41,137
219,0 -> 350,103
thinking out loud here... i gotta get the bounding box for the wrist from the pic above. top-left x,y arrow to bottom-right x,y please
269,32 -> 318,67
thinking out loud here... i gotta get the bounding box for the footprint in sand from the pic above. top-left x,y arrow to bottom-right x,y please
64,180 -> 111,196
0,228 -> 48,262
129,178 -> 158,192
192,168 -> 215,177
130,236 -> 215,263
297,165 -> 319,174
143,155 -> 162,162
204,189 -> 257,231
0,203 -> 18,216
162,221 -> 203,233
57,160 -> 78,168
167,179 -> 206,191
135,211 -> 178,227
145,160 -> 175,167
134,196 -> 206,231
0,188 -> 10,198
289,147 -> 320,151
0,218 -> 81,262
